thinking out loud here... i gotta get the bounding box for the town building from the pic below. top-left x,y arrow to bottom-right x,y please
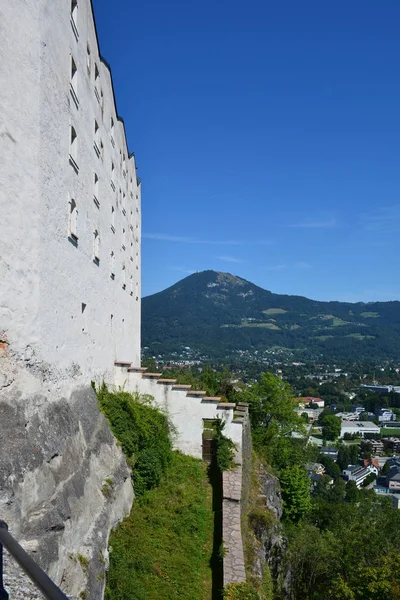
342,465 -> 374,487
320,446 -> 339,460
383,437 -> 400,454
361,439 -> 384,455
375,408 -> 395,422
340,421 -> 380,438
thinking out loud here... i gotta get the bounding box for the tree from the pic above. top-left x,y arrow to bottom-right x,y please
320,455 -> 341,479
345,480 -> 360,504
382,460 -> 390,476
239,372 -> 303,444
322,415 -> 341,441
280,465 -> 311,522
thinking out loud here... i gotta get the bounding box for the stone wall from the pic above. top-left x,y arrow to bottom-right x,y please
222,403 -> 252,587
0,353 -> 133,599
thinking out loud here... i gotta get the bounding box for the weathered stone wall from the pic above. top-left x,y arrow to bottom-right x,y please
222,404 -> 252,587
0,353 -> 133,599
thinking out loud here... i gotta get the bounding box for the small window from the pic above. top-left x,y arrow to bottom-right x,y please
81,302 -> 87,333
94,63 -> 99,80
86,44 -> 91,75
122,263 -> 126,290
94,63 -> 100,102
93,230 -> 100,262
94,120 -> 100,155
110,117 -> 115,146
135,282 -> 139,301
93,173 -> 99,206
111,205 -> 115,231
100,140 -> 104,160
68,198 -> 78,240
71,0 -> 78,37
110,251 -> 115,278
110,161 -> 115,189
69,126 -> 78,171
70,56 -> 78,105
122,227 -> 126,249
130,275 -> 134,296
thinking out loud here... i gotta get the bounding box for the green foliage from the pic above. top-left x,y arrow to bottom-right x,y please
319,455 -> 341,479
362,472 -> 376,487
215,419 -> 236,471
382,460 -> 390,475
337,445 -> 360,470
105,453 -> 214,600
280,465 -> 311,522
288,492 -> 400,599
96,384 -> 173,496
321,415 -> 341,441
223,582 -> 260,600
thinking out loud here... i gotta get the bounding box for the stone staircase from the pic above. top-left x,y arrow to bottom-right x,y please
113,362 -> 244,458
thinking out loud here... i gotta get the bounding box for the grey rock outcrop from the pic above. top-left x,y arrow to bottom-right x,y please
0,356 -> 133,599
251,465 -> 290,597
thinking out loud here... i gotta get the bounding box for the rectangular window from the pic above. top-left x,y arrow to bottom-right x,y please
94,120 -> 100,156
81,302 -> 87,333
93,173 -> 99,207
110,162 -> 115,190
71,0 -> 78,39
69,125 -> 78,172
70,55 -> 78,107
93,230 -> 100,263
110,251 -> 115,278
111,205 -> 115,232
94,63 -> 100,102
86,44 -> 91,76
68,197 -> 78,241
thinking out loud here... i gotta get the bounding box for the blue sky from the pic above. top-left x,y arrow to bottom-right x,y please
93,0 -> 400,302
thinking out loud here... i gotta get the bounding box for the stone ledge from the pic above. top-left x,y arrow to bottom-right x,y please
157,378 -> 177,384
127,366 -> 147,372
217,403 -> 236,409
172,384 -> 192,390
186,390 -> 206,396
114,361 -> 132,367
142,372 -> 162,378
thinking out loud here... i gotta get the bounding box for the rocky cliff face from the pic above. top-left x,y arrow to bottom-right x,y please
0,352 -> 134,599
247,463 -> 290,598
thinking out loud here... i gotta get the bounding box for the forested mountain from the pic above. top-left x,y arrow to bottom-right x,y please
142,270 -> 400,361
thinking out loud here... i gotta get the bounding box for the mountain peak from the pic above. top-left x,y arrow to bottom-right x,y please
142,271 -> 400,361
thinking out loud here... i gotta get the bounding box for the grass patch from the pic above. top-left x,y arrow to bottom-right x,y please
105,452 -> 214,600
241,322 -> 280,330
346,333 -> 375,340
360,311 -> 380,318
262,308 -> 288,315
381,428 -> 400,436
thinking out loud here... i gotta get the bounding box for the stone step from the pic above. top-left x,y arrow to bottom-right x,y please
201,397 -> 221,404
142,372 -> 162,378
217,403 -> 236,409
157,378 -> 177,384
114,360 -> 132,367
186,390 -> 206,397
172,384 -> 192,390
127,366 -> 148,372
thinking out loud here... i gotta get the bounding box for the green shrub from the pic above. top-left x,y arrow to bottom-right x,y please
215,418 -> 236,471
224,582 -> 259,599
96,384 -> 174,496
248,507 -> 275,537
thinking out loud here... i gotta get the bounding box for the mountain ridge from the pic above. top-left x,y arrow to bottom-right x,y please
142,270 -> 400,361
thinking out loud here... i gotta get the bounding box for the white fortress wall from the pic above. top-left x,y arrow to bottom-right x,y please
1,0 -> 141,389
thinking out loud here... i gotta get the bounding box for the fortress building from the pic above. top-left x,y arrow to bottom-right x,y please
0,1 -> 248,596
1,0 -> 141,385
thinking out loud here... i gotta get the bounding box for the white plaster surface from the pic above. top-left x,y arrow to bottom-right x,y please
0,0 -> 141,388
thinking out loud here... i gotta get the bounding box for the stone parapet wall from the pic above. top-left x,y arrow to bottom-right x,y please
222,404 -> 251,588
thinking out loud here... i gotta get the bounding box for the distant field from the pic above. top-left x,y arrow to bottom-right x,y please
346,333 -> 375,340
241,321 -> 280,330
262,308 -> 287,315
381,428 -> 400,436
361,311 -> 380,318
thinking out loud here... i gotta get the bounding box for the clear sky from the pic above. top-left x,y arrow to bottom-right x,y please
93,0 -> 400,302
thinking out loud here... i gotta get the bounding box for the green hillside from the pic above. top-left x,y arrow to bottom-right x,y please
142,270 -> 400,361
